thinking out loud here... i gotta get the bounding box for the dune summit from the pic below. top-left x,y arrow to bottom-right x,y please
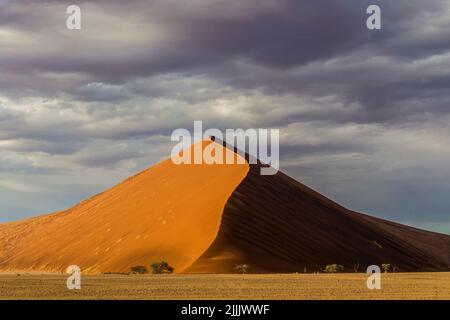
0,140 -> 449,274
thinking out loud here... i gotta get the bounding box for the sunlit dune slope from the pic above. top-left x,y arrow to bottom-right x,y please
0,141 -> 248,273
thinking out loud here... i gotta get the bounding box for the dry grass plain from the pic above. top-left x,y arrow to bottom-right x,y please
0,273 -> 449,300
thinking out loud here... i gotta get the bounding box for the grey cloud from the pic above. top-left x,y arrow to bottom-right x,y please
2,0 -> 449,129
1,0 -> 442,85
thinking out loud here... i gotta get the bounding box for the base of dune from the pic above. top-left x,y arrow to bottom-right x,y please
0,273 -> 449,300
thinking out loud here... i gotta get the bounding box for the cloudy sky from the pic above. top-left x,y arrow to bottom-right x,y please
1,0 -> 450,233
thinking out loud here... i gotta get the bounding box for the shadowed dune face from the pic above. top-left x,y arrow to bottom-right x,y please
0,141 -> 249,273
186,164 -> 450,273
1,141 -> 450,274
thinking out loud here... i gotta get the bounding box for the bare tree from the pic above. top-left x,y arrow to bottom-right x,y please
151,261 -> 174,274
235,264 -> 250,274
381,263 -> 391,273
323,264 -> 344,273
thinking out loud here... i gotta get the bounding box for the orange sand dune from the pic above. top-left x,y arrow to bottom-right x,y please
1,139 -> 450,274
0,141 -> 248,273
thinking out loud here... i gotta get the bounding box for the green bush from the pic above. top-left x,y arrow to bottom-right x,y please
151,261 -> 174,274
131,266 -> 148,274
323,264 -> 344,273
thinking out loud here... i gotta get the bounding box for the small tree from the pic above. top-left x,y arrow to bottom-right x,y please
131,265 -> 148,274
323,264 -> 344,273
235,264 -> 250,274
381,264 -> 391,273
151,261 -> 174,274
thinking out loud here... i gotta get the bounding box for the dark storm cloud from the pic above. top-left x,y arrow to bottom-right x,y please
2,0 -> 449,127
0,0 -> 369,85
172,0 -> 369,68
1,0 -> 449,141
0,1 -> 398,78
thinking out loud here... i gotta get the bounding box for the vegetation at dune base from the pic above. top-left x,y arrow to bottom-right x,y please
105,272 -> 130,275
235,264 -> 251,274
323,264 -> 344,273
130,265 -> 148,274
382,263 -> 392,273
151,261 -> 174,274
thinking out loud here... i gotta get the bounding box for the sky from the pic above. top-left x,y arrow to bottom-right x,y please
0,0 -> 450,234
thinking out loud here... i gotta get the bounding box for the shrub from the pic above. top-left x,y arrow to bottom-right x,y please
381,263 -> 391,273
235,264 -> 250,274
151,261 -> 174,274
323,264 -> 344,273
131,265 -> 148,274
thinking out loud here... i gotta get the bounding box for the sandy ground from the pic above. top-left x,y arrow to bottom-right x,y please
0,273 -> 449,300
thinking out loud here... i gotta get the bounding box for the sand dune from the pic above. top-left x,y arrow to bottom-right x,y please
0,140 -> 449,274
187,162 -> 450,273
0,141 -> 248,273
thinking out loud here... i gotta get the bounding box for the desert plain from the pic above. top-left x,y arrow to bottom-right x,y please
0,273 -> 449,300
